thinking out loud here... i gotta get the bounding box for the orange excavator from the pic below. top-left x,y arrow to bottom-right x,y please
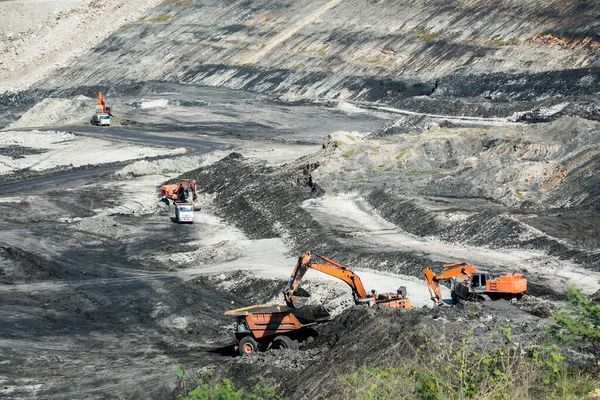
160,179 -> 198,204
91,92 -> 112,126
96,92 -> 112,115
283,250 -> 410,309
223,251 -> 409,356
424,262 -> 527,305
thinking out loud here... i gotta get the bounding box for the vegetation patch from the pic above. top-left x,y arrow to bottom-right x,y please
357,55 -> 394,68
413,26 -> 440,41
342,149 -> 356,159
395,150 -> 409,159
551,283 -> 600,344
162,0 -> 192,6
408,169 -> 442,175
317,45 -> 329,56
336,326 -> 599,400
141,14 -> 172,23
177,372 -> 284,400
516,188 -> 528,200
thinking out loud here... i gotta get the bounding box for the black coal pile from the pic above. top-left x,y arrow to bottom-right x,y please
217,301 -> 549,399
0,145 -> 47,159
178,153 -> 440,277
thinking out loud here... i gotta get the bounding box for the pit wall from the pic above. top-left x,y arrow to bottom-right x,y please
37,0 -> 600,104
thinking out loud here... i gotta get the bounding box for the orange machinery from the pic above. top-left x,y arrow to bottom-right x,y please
283,250 -> 410,309
96,92 -> 112,115
159,179 -> 198,204
424,262 -> 527,305
224,304 -> 329,356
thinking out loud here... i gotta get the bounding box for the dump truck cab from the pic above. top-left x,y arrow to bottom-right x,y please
91,113 -> 110,126
174,202 -> 194,223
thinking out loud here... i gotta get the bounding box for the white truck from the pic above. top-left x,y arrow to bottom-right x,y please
174,202 -> 194,223
91,113 -> 111,126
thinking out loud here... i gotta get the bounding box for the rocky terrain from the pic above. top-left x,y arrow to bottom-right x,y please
0,0 -> 599,399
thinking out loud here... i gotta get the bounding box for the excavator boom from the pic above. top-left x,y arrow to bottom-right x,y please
424,262 -> 478,304
97,92 -> 107,114
283,251 -> 368,308
283,251 -> 409,309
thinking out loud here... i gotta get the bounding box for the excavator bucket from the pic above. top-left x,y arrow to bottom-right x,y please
291,304 -> 330,323
285,287 -> 311,309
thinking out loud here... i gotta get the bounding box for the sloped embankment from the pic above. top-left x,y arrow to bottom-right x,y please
218,300 -> 551,399
313,117 -> 600,272
179,152 -> 440,278
30,0 -> 600,120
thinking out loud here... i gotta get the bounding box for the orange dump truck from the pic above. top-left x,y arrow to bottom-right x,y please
224,304 -> 330,356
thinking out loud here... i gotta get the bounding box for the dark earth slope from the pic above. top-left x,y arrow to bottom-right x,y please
20,0 -> 598,121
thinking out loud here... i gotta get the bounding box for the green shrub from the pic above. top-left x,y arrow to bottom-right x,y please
342,149 -> 355,159
176,364 -> 189,395
179,374 -> 285,400
413,26 -> 439,41
551,283 -> 600,344
145,14 -> 172,23
337,326 -> 599,400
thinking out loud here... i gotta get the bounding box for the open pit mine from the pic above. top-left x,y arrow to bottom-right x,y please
0,0 -> 599,399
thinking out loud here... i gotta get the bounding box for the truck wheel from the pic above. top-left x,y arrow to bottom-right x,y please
238,336 -> 258,356
272,335 -> 298,351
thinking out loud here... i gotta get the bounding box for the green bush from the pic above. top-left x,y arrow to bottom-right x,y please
337,326 -> 599,400
342,149 -> 355,159
179,374 -> 285,400
551,284 -> 600,344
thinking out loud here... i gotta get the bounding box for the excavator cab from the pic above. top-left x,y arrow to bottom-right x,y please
470,272 -> 489,290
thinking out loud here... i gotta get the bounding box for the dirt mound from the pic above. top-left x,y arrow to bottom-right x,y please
371,114 -> 439,137
181,152 -> 437,278
0,145 -> 47,159
218,301 -> 549,399
515,294 -> 557,318
7,95 -> 94,129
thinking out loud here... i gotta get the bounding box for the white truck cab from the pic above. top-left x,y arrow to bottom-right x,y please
175,203 -> 194,223
91,113 -> 111,126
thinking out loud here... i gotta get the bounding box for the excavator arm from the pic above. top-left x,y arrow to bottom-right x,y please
283,251 -> 369,308
424,262 -> 478,305
97,92 -> 106,114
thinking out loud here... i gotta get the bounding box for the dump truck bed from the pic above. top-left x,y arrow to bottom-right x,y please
225,304 -> 330,324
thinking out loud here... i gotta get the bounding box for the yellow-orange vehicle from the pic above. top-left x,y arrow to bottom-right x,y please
96,92 -> 111,115
424,262 -> 527,305
224,304 -> 329,356
160,179 -> 198,204
283,250 -> 410,309
91,92 -> 112,126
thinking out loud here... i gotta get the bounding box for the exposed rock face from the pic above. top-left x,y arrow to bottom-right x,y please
27,0 -> 599,116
